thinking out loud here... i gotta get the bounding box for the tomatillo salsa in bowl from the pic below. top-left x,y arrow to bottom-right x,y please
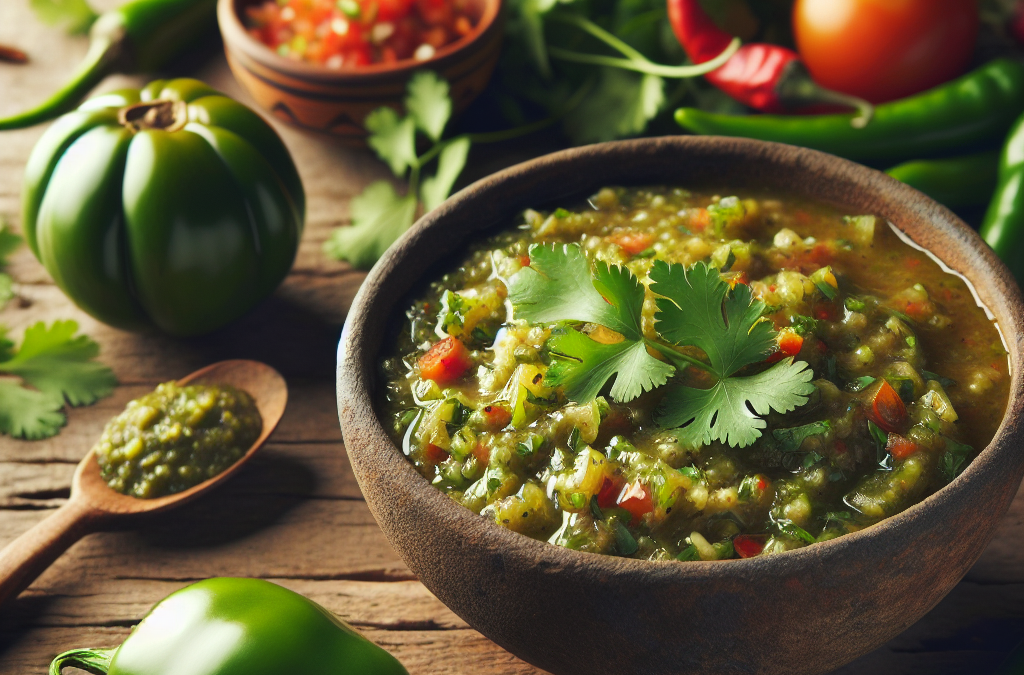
336,137 -> 1024,675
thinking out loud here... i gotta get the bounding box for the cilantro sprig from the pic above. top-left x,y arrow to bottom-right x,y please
508,244 -> 815,448
0,321 -> 116,439
324,71 -> 469,269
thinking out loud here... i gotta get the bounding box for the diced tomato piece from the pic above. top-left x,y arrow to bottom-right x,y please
869,380 -> 908,433
690,208 -> 711,232
471,443 -> 490,466
768,330 -> 804,363
814,302 -> 839,321
886,433 -> 919,461
479,404 -> 511,431
596,477 -> 623,509
616,482 -> 653,526
733,534 -> 768,559
610,231 -> 654,256
424,443 -> 449,464
418,336 -> 473,384
518,254 -> 531,268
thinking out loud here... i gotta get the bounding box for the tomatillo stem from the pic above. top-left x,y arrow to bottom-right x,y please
49,647 -> 115,675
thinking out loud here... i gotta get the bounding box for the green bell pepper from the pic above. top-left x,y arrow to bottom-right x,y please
49,578 -> 409,675
22,78 -> 305,336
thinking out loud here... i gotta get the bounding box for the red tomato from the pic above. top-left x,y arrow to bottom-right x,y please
792,0 -> 979,103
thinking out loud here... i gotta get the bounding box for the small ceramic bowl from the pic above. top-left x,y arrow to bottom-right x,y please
337,137 -> 1024,675
217,0 -> 503,142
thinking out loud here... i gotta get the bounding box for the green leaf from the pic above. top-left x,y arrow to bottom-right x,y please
650,261 -> 776,376
509,243 -> 645,340
939,436 -> 973,483
772,420 -> 831,453
324,181 -> 418,269
658,358 -> 815,448
0,326 -> 14,363
0,380 -> 66,439
420,136 -> 471,211
566,69 -> 664,144
775,518 -> 815,544
545,328 -> 673,403
405,71 -> 452,142
365,107 -> 418,177
29,0 -> 98,34
0,320 -> 116,406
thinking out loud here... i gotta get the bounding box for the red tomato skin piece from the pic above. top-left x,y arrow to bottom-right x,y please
886,433 -> 919,461
417,336 -> 473,384
616,482 -> 654,525
733,534 -> 767,559
870,380 -> 909,433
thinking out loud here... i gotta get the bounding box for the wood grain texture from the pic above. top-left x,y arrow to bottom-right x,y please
0,1 -> 1022,673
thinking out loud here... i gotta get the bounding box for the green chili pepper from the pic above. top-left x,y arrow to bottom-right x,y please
0,0 -> 217,130
886,150 -> 1000,209
22,78 -> 304,336
980,111 -> 1024,286
674,59 -> 1024,164
49,578 -> 409,675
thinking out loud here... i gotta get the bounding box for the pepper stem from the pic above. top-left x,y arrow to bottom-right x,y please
118,100 -> 189,133
50,647 -> 116,675
775,61 -> 875,129
0,36 -> 120,131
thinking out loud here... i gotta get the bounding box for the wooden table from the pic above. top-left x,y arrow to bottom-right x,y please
1,3 -> 1023,673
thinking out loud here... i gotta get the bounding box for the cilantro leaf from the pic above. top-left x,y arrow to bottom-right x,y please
0,223 -> 21,310
324,181 -> 417,269
0,320 -> 116,406
420,136 -> 470,211
0,326 -> 14,363
650,261 -> 776,375
567,69 -> 664,144
546,328 -> 673,403
365,107 -> 417,177
508,243 -> 673,402
0,380 -> 67,439
658,358 -> 815,448
405,71 -> 452,142
29,0 -> 98,34
773,420 -> 831,453
509,243 -> 644,340
650,261 -> 814,448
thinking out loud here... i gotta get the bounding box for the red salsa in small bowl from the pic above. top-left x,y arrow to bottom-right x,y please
245,0 -> 478,67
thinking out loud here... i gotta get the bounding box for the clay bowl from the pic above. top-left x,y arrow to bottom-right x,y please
217,0 -> 503,142
337,136 -> 1024,675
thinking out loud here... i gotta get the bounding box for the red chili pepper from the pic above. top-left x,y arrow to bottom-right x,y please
665,0 -> 872,120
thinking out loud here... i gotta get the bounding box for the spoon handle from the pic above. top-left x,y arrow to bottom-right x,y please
0,496 -> 106,607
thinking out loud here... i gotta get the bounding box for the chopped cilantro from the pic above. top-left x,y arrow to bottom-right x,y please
939,436 -> 973,483
789,315 -> 819,336
867,420 -> 891,469
922,370 -> 957,389
676,543 -> 700,561
845,297 -> 866,312
707,197 -> 745,234
613,518 -> 638,555
772,421 -> 830,453
774,518 -> 815,544
849,376 -> 876,392
487,477 -> 502,493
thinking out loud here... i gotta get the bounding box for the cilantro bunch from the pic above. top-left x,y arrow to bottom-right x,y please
508,243 -> 815,448
324,72 -> 471,269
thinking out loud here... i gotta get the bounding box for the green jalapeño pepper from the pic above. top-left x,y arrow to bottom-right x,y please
49,578 -> 409,675
0,0 -> 217,130
22,78 -> 305,336
981,111 -> 1024,287
675,59 -> 1024,164
886,150 -> 1000,209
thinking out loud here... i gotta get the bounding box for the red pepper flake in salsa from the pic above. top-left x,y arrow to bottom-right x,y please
245,0 -> 477,67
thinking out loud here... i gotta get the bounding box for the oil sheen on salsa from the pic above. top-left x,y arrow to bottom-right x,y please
380,187 -> 1010,561
95,382 -> 262,499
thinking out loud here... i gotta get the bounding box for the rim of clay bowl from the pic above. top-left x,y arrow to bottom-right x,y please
218,0 -> 503,83
338,136 -> 1024,673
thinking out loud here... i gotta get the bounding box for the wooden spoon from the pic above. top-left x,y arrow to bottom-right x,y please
0,359 -> 288,607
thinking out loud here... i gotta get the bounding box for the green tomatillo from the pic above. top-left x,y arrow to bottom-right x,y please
49,578 -> 409,675
22,78 -> 305,336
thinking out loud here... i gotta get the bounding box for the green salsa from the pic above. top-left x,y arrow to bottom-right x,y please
380,187 -> 1010,561
95,382 -> 262,498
